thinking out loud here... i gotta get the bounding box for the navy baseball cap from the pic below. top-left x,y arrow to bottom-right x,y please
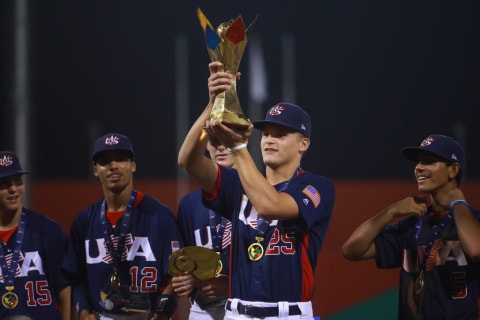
0,151 -> 29,179
252,102 -> 311,138
401,134 -> 465,170
92,133 -> 135,162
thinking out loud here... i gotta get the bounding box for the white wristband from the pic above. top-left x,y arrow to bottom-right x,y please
227,143 -> 247,154
450,199 -> 468,211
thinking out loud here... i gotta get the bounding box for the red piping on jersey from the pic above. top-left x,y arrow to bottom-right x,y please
228,237 -> 233,298
301,233 -> 314,301
204,166 -> 222,202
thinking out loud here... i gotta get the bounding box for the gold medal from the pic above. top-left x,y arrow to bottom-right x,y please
110,271 -> 121,290
215,252 -> 223,275
2,286 -> 19,309
414,271 -> 424,295
248,237 -> 265,261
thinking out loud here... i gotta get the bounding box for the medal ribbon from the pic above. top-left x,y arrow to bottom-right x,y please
100,190 -> 137,271
0,211 -> 26,288
208,210 -> 227,252
414,211 -> 452,272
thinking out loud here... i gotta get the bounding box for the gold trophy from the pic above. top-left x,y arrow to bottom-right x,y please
197,8 -> 257,127
169,246 -> 221,281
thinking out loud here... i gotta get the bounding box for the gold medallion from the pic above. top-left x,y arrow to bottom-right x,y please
215,257 -> 223,275
414,271 -> 424,295
248,242 -> 264,261
110,271 -> 121,290
2,287 -> 19,309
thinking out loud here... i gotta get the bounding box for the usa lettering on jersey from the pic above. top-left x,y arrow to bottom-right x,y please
0,251 -> 45,279
402,239 -> 468,299
193,221 -> 232,249
85,234 -> 157,264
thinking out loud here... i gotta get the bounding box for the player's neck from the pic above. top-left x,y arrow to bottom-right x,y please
104,185 -> 134,212
429,183 -> 458,214
0,208 -> 22,230
266,162 -> 301,185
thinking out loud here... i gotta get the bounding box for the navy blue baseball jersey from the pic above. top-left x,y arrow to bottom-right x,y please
375,205 -> 480,319
62,191 -> 179,315
177,189 -> 231,276
204,166 -> 335,302
0,209 -> 69,320
177,188 -> 232,308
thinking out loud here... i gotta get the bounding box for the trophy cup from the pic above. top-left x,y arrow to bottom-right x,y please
197,8 -> 257,127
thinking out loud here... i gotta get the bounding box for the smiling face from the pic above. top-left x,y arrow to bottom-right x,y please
0,175 -> 24,215
414,152 -> 459,193
93,150 -> 136,194
260,123 -> 309,169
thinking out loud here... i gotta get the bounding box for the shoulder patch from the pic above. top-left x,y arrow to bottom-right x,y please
302,185 -> 321,208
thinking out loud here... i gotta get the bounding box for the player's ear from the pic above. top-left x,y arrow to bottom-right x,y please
130,160 -> 137,173
447,162 -> 460,181
299,136 -> 310,153
93,163 -> 99,177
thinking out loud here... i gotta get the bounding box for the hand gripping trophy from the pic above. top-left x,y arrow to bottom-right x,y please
197,8 -> 257,127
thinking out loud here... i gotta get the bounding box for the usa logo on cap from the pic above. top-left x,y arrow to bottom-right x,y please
104,135 -> 121,146
269,105 -> 285,116
0,151 -> 29,179
0,154 -> 13,168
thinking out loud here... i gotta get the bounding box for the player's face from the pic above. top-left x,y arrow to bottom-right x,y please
93,151 -> 136,193
414,153 -> 457,193
260,124 -> 309,168
0,174 -> 24,214
207,138 -> 235,168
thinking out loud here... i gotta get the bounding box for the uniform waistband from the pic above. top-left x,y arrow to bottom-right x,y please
226,299 -> 303,318
98,312 -> 149,320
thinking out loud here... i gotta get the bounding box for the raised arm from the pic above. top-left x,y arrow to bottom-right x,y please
178,62 -> 235,193
342,196 -> 428,261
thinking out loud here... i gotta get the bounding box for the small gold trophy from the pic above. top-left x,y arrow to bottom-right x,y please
197,8 -> 257,127
169,246 -> 221,281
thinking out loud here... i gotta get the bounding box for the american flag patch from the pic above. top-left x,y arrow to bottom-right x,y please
302,185 -> 321,208
171,241 -> 180,253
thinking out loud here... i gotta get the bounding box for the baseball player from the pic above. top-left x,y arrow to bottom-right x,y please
172,138 -> 234,319
0,151 -> 70,320
342,134 -> 480,319
62,133 -> 180,320
177,61 -> 335,319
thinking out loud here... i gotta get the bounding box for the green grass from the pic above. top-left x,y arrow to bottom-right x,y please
321,287 -> 399,320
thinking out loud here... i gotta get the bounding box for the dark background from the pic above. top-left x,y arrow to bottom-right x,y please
1,0 -> 479,180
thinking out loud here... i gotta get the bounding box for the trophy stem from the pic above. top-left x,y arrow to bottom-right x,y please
211,78 -> 250,127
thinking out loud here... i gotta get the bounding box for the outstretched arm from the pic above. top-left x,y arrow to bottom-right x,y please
342,196 -> 428,261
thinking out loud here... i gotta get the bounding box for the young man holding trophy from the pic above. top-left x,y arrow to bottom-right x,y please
178,57 -> 335,318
